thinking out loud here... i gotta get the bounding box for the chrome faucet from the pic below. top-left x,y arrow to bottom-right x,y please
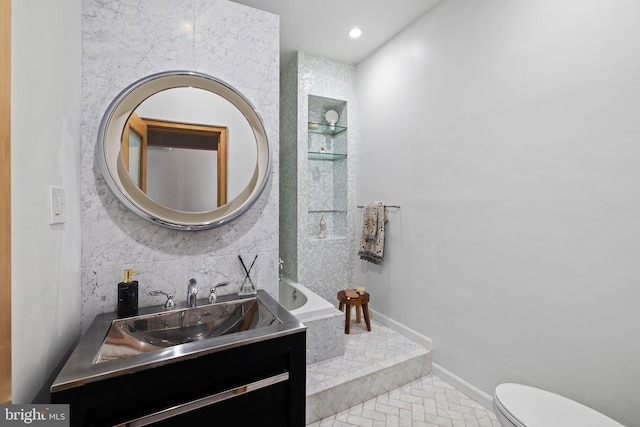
187,278 -> 198,307
208,281 -> 230,303
149,290 -> 176,310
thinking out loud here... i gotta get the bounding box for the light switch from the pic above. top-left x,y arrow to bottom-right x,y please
49,186 -> 67,225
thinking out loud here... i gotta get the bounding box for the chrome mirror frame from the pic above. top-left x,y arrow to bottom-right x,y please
97,70 -> 271,231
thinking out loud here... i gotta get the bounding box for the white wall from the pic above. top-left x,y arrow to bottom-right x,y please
356,1 -> 640,425
11,0 -> 82,403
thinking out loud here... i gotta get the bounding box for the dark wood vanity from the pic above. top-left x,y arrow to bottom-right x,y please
51,291 -> 306,426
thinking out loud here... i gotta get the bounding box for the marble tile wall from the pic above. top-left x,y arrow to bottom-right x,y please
279,56 -> 299,281
304,312 -> 345,364
80,0 -> 279,331
280,52 -> 358,305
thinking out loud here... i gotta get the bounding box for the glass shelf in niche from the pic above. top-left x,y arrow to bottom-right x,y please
308,209 -> 348,214
308,151 -> 347,161
308,122 -> 347,136
308,235 -> 346,242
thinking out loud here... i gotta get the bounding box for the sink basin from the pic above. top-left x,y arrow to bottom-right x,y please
51,290 -> 305,397
94,297 -> 280,363
51,290 -> 307,426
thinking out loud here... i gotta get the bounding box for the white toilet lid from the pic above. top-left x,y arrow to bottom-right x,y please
494,383 -> 623,427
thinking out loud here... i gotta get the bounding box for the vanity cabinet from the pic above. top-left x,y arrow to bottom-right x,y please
53,333 -> 305,426
50,292 -> 306,427
307,95 -> 348,240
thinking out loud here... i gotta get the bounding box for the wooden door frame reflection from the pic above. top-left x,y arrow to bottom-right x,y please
123,112 -> 228,208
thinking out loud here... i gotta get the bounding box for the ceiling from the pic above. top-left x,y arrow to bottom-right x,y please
231,0 -> 443,68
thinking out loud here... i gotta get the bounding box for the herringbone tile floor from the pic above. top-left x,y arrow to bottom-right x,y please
307,372 -> 500,427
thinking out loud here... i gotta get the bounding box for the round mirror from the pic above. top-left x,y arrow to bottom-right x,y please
325,109 -> 339,125
97,71 -> 271,230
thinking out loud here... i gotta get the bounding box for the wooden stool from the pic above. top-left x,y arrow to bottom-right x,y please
337,289 -> 371,334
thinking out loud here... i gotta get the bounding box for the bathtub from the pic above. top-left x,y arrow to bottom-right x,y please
279,278 -> 338,321
279,277 -> 345,363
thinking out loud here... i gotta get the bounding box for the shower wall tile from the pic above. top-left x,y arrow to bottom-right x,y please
279,57 -> 299,280
295,52 -> 358,304
81,0 -> 279,331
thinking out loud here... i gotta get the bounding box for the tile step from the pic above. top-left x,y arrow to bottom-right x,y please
305,320 -> 432,424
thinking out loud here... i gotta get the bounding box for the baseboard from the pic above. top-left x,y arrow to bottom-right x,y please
369,308 -> 432,350
432,363 -> 494,409
369,308 -> 494,410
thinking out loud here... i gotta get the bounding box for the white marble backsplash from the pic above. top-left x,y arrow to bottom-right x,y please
80,0 -> 279,331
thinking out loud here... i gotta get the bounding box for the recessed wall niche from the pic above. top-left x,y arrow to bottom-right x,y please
307,95 -> 348,239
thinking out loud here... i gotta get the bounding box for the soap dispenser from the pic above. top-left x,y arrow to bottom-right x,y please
117,269 -> 139,317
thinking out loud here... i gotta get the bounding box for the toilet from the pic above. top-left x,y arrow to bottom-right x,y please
493,383 -> 623,427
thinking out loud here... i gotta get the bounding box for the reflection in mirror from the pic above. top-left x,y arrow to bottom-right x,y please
97,71 -> 271,230
139,115 -> 227,210
123,87 -> 257,211
123,113 -> 146,191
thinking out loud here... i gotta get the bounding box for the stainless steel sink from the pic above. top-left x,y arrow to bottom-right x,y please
94,297 -> 280,363
51,291 -> 305,396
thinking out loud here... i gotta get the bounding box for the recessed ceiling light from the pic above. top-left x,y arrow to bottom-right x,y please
349,27 -> 362,39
